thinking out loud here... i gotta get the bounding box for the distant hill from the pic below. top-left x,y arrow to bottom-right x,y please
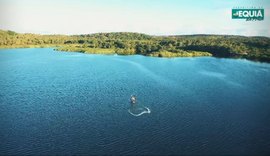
0,30 -> 270,62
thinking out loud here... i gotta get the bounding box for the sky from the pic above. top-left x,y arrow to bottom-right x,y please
0,0 -> 269,36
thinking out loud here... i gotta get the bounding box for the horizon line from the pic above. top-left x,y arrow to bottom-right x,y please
1,29 -> 269,38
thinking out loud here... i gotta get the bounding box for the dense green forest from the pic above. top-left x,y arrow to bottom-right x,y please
1,30 -> 270,62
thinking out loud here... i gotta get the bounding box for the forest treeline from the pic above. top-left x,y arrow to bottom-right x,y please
1,30 -> 270,62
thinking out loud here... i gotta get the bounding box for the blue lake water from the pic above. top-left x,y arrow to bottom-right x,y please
0,48 -> 270,155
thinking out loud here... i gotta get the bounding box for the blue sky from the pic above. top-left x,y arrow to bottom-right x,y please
0,0 -> 269,36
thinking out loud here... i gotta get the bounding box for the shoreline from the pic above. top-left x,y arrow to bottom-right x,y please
1,46 -> 270,64
1,30 -> 269,62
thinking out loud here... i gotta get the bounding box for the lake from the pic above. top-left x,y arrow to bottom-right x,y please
0,48 -> 270,155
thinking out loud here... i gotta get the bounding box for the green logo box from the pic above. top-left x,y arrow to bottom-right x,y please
232,9 -> 264,21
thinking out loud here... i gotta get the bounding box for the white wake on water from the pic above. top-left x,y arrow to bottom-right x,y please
127,95 -> 151,117
128,106 -> 151,117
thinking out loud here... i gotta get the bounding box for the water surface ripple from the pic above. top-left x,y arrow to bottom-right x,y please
0,48 -> 270,155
